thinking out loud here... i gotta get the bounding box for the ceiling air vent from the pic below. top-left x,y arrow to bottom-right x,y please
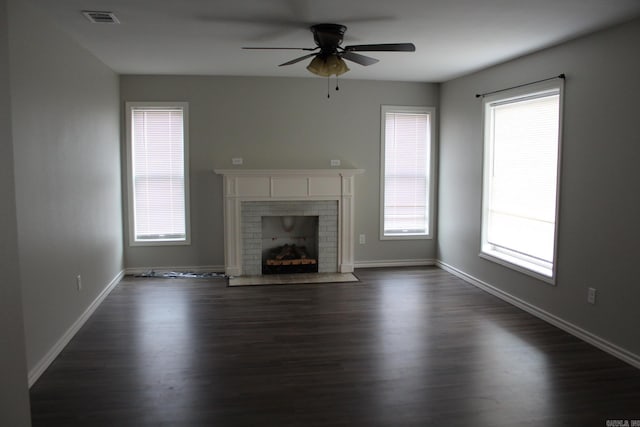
82,11 -> 120,24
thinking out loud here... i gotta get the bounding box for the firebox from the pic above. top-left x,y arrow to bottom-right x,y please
261,216 -> 319,274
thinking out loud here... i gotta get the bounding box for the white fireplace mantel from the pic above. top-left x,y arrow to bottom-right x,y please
214,168 -> 364,276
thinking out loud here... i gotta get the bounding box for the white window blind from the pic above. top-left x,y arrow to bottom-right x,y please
482,85 -> 562,280
129,106 -> 188,243
382,108 -> 432,237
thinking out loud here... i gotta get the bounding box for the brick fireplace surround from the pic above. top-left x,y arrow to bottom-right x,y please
214,169 -> 364,277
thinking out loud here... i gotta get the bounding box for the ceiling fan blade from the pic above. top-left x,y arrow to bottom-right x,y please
243,47 -> 317,51
344,43 -> 416,52
341,51 -> 379,66
279,53 -> 318,66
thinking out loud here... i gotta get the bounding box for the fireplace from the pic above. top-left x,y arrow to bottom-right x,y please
214,168 -> 363,276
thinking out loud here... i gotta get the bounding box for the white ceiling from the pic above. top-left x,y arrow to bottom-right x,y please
28,0 -> 640,82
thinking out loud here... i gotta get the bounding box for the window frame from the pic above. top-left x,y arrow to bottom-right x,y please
480,80 -> 564,284
379,105 -> 436,241
125,101 -> 191,247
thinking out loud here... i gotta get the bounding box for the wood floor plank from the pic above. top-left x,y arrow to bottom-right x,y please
29,267 -> 640,426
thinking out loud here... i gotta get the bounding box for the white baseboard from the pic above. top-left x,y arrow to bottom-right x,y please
436,260 -> 640,370
355,259 -> 436,268
28,269 -> 125,387
125,265 -> 225,276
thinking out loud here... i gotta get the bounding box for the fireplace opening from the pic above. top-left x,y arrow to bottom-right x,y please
261,216 -> 319,275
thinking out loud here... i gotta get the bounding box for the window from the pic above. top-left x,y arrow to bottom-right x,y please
480,80 -> 563,283
126,102 -> 190,245
380,106 -> 435,239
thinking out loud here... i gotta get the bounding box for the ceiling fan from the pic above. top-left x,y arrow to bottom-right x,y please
243,23 -> 416,78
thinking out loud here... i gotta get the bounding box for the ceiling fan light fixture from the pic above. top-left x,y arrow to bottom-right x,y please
306,55 -> 350,77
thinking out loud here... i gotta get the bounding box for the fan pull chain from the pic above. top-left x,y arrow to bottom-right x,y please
326,76 -> 342,98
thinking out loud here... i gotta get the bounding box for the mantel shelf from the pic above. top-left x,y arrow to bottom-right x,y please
214,168 -> 364,177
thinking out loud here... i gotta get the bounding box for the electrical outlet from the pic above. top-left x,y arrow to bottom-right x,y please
359,234 -> 366,244
330,159 -> 341,167
232,158 -> 243,165
587,287 -> 596,304
76,275 -> 82,292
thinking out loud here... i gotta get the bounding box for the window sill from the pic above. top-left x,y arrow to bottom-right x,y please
129,239 -> 191,247
479,250 -> 555,285
380,234 -> 433,241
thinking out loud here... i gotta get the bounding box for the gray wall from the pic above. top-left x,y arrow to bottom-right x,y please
0,0 -> 31,424
120,76 -> 438,269
8,0 -> 123,372
439,18 -> 640,356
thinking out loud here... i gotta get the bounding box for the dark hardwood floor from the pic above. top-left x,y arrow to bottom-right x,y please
30,267 -> 640,426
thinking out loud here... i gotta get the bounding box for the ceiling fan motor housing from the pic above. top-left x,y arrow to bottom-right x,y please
310,24 -> 347,53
